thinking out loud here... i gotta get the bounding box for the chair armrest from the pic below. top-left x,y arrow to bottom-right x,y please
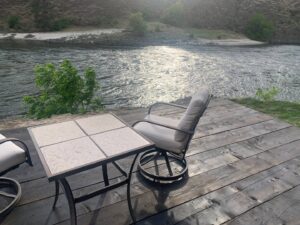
148,102 -> 187,115
0,138 -> 33,166
133,119 -> 193,135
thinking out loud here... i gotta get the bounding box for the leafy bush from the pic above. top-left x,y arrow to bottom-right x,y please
31,0 -> 70,31
8,16 -> 20,29
96,16 -> 118,27
23,60 -> 102,119
256,87 -> 279,102
31,0 -> 54,31
52,19 -> 71,31
245,13 -> 275,42
128,12 -> 147,36
162,1 -> 185,27
155,24 -> 161,32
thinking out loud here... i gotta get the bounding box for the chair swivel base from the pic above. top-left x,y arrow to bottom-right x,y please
138,149 -> 188,183
0,177 -> 22,218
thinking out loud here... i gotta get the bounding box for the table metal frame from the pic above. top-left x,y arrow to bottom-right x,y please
52,154 -> 140,225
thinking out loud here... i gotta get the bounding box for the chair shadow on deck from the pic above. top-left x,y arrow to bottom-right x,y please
135,171 -> 189,225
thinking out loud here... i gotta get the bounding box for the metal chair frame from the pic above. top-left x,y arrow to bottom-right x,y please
0,138 -> 33,219
133,99 -> 210,183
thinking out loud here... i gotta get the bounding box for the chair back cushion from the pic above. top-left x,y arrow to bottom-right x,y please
175,88 -> 210,142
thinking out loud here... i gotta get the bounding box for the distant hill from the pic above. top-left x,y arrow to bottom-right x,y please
183,0 -> 300,43
0,0 -> 299,43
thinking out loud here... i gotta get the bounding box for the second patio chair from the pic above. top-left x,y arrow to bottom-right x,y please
0,134 -> 33,219
133,87 -> 210,182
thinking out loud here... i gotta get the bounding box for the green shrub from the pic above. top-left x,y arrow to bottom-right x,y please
96,16 -> 118,27
8,16 -> 20,29
31,0 -> 54,31
52,18 -> 71,31
256,87 -> 280,102
245,13 -> 275,42
128,12 -> 147,36
162,1 -> 185,27
155,24 -> 161,32
23,60 -> 103,119
189,33 -> 195,39
31,0 -> 70,31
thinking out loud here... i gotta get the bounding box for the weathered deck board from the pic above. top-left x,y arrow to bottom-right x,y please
0,99 -> 240,183
49,135 -> 300,224
158,158 -> 300,225
1,98 -> 300,225
54,140 -> 300,225
223,184 -> 300,225
11,117 -> 296,208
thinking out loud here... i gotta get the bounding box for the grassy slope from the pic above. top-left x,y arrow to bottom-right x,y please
146,21 -> 244,40
233,98 -> 300,127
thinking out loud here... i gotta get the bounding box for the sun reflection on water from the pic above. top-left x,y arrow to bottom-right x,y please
0,44 -> 299,118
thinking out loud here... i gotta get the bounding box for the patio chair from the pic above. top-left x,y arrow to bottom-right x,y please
0,134 -> 32,218
133,88 -> 211,182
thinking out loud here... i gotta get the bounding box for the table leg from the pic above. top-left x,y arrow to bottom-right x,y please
127,153 -> 139,224
60,178 -> 77,225
102,163 -> 109,186
52,181 -> 60,209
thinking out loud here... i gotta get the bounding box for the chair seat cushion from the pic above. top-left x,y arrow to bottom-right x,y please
134,115 -> 186,154
0,134 -> 26,173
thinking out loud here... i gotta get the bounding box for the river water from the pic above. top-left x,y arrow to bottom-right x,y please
0,44 -> 299,119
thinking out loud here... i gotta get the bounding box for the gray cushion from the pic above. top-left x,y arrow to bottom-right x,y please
175,88 -> 210,142
134,115 -> 186,154
134,88 -> 210,154
0,134 -> 26,173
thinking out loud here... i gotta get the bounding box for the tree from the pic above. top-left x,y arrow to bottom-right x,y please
129,12 -> 147,36
162,1 -> 185,27
245,13 -> 275,42
8,16 -> 20,29
31,0 -> 54,31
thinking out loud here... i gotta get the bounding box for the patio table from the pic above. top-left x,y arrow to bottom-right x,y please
28,113 -> 154,225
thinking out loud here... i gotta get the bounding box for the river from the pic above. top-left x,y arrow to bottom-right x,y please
0,44 -> 299,119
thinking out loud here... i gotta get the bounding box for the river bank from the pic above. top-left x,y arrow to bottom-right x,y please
0,25 -> 264,48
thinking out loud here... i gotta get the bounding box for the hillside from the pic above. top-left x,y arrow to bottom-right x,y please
0,0 -> 299,43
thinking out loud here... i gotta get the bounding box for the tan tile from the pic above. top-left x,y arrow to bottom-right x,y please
91,127 -> 151,157
41,137 -> 106,175
30,121 -> 86,147
76,114 -> 126,135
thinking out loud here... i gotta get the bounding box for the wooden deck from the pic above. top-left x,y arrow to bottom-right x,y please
1,98 -> 300,225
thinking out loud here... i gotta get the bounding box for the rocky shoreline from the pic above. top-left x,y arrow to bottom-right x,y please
0,28 -> 266,48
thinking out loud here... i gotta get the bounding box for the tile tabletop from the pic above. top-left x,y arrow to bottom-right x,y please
28,113 -> 153,180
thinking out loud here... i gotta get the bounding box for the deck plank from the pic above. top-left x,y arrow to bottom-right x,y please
1,99 -> 300,225
224,184 -> 300,225
14,122 -> 298,207
25,139 -> 298,225
51,140 -> 300,225
149,158 -> 300,225
1,101 -> 278,183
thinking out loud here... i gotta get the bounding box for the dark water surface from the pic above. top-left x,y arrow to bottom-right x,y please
0,44 -> 299,118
